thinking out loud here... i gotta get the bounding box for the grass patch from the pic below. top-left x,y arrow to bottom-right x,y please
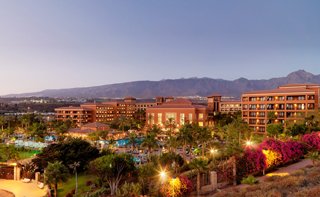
18,150 -> 41,159
58,174 -> 96,197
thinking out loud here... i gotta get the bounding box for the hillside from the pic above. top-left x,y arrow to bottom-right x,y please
4,70 -> 320,98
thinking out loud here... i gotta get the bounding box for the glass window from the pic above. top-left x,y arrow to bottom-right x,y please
158,113 -> 162,124
188,113 -> 193,123
180,114 -> 185,125
199,113 -> 203,119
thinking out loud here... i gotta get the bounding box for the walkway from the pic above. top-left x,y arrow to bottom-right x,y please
192,159 -> 313,196
0,189 -> 14,197
0,179 -> 47,197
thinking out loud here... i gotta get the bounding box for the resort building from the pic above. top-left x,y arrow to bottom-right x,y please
242,84 -> 320,132
54,106 -> 94,126
146,98 -> 208,128
55,97 -> 156,126
67,122 -> 110,139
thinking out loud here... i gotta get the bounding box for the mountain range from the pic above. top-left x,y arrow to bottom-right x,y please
4,70 -> 320,99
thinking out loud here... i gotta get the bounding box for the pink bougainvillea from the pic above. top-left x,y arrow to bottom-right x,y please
301,132 -> 320,151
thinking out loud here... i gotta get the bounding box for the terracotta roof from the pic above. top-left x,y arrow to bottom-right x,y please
68,128 -> 95,134
82,122 -> 109,128
243,88 -> 315,95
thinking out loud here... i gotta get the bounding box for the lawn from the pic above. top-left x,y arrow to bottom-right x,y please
58,174 -> 97,197
18,150 -> 41,160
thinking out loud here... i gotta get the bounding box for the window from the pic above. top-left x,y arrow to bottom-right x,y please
165,113 -> 176,121
198,122 -> 203,127
188,113 -> 193,123
199,113 -> 203,119
180,114 -> 185,125
158,113 -> 162,124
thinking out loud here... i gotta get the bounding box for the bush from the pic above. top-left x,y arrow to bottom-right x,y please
241,175 -> 258,185
301,132 -> 320,151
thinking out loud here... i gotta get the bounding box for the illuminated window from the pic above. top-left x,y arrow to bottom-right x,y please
189,113 -> 193,123
198,122 -> 203,127
158,113 -> 162,124
165,113 -> 176,121
180,114 -> 185,125
199,113 -> 203,119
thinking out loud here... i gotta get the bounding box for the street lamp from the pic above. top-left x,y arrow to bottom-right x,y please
159,169 -> 168,184
245,140 -> 253,147
210,148 -> 217,154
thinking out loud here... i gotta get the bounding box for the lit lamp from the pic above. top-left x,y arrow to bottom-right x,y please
245,140 -> 254,147
159,170 -> 167,183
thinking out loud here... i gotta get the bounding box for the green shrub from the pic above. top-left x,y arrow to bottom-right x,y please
241,175 -> 258,185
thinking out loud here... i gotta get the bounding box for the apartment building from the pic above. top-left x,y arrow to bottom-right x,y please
146,98 -> 208,128
242,84 -> 320,132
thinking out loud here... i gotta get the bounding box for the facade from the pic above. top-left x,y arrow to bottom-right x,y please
146,98 -> 208,128
219,100 -> 242,113
55,97 -> 156,126
242,84 -> 320,132
54,106 -> 94,126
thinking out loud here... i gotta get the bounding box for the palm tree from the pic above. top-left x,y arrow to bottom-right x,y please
176,123 -> 193,160
195,125 -> 212,157
189,157 -> 208,196
45,161 -> 69,197
118,116 -> 129,133
69,161 -> 80,196
165,118 -> 176,137
0,115 -> 5,132
141,132 -> 158,158
128,133 -> 137,151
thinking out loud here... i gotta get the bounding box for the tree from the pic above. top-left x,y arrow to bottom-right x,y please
0,144 -> 20,162
45,161 -> 69,197
32,138 -> 100,172
128,133 -> 138,151
0,115 -> 5,131
141,132 -> 158,158
29,122 -> 48,140
266,123 -> 284,138
69,161 -> 80,196
137,163 -> 157,195
176,123 -> 194,160
305,113 -> 320,132
267,111 -> 277,124
194,125 -> 212,156
286,123 -> 307,136
165,118 -> 176,137
89,153 -> 136,196
189,157 -> 208,195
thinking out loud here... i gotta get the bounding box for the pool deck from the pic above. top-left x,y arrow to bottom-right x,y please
0,179 -> 47,197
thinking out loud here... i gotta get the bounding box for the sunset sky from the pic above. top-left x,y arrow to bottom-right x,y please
0,0 -> 320,95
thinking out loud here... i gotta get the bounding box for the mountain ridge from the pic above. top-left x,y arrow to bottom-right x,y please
3,70 -> 320,99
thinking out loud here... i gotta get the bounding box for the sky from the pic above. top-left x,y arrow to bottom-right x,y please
0,0 -> 320,95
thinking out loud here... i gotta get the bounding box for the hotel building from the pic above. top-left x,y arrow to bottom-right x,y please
55,97 -> 156,126
242,84 -> 320,132
146,98 -> 208,128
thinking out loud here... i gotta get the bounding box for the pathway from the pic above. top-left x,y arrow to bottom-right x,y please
0,179 -> 47,197
192,159 -> 313,196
